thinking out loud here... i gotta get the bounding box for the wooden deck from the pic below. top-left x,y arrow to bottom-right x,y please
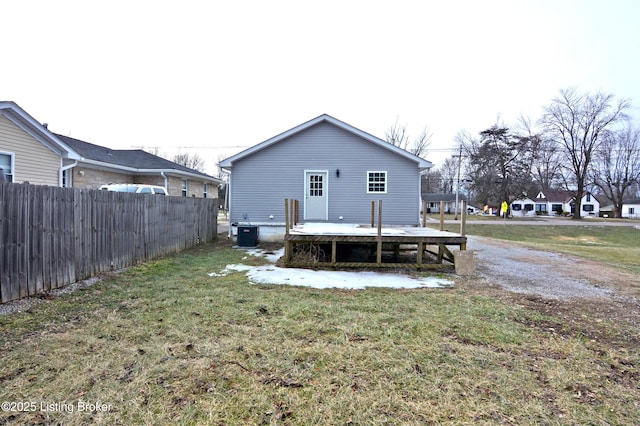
283,223 -> 467,269
282,199 -> 468,269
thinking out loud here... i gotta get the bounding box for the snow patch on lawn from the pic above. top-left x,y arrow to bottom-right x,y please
208,248 -> 454,290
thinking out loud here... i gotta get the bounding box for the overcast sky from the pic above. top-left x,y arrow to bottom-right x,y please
2,0 -> 639,175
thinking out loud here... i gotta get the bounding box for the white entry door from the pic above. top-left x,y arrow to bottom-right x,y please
304,171 -> 328,220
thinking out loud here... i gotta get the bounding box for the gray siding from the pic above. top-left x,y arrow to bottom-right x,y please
230,122 -> 421,225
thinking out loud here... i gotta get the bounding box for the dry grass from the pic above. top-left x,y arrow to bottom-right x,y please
0,239 -> 639,425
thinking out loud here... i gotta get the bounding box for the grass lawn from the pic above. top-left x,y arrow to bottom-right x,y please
1,237 -> 639,425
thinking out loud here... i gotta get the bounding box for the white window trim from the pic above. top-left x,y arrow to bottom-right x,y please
0,151 -> 15,182
181,179 -> 189,197
203,183 -> 208,199
366,170 -> 387,194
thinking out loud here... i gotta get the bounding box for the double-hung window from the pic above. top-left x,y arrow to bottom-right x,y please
367,171 -> 387,193
182,179 -> 189,197
0,152 -> 14,182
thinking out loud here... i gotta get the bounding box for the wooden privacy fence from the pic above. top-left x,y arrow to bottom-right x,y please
0,183 -> 218,303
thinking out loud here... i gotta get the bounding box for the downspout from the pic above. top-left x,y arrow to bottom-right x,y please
226,172 -> 232,239
160,172 -> 168,191
60,161 -> 77,187
417,170 -> 423,226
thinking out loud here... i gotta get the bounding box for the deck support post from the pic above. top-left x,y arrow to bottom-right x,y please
285,199 -> 290,234
331,240 -> 337,265
284,199 -> 291,264
376,200 -> 383,265
460,200 -> 467,237
422,200 -> 427,227
437,243 -> 444,263
371,201 -> 375,227
417,241 -> 424,268
439,201 -> 445,231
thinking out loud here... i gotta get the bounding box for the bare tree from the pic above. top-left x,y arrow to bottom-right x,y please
531,137 -> 564,191
385,118 -> 433,158
438,157 -> 459,193
421,168 -> 443,193
517,116 -> 563,191
541,87 -> 630,219
172,152 -> 206,173
143,146 -> 164,157
591,124 -> 640,217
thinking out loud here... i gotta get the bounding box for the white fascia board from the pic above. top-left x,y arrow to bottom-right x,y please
0,102 -> 82,160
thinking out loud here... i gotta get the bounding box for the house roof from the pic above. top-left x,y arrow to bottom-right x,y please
535,190 -> 599,203
535,190 -> 574,203
510,197 -> 535,203
218,114 -> 433,170
55,134 -> 221,182
0,101 -> 81,160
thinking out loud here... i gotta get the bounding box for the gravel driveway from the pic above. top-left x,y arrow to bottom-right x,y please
467,235 -> 633,300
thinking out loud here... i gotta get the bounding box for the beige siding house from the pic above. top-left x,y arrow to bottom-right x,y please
0,101 -> 222,197
0,110 -> 77,186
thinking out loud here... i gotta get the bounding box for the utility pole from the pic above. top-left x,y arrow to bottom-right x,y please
454,145 -> 462,220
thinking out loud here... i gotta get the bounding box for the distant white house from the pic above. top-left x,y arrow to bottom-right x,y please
534,190 -> 600,217
509,197 -> 536,217
622,198 -> 640,218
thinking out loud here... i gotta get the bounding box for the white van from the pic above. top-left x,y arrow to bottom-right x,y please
99,184 -> 168,195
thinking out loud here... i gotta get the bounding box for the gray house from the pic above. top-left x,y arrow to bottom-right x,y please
421,193 -> 468,214
219,114 -> 432,240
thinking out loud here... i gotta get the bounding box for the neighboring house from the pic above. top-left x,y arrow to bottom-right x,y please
509,197 -> 536,217
534,190 -> 600,217
421,193 -> 467,214
0,101 -> 221,197
622,198 -> 640,218
219,114 -> 432,238
598,203 -> 614,218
